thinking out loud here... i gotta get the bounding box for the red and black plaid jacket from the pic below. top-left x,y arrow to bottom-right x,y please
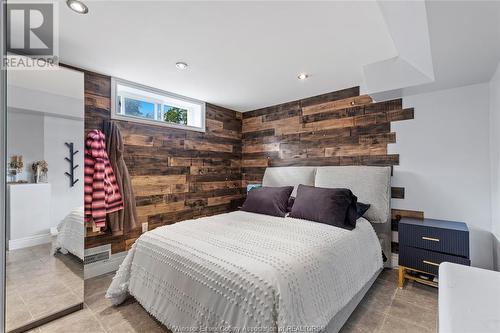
84,130 -> 123,228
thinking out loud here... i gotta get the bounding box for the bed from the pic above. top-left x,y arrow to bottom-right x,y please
53,207 -> 84,260
107,166 -> 392,332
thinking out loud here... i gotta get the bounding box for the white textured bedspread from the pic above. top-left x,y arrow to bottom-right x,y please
106,211 -> 382,332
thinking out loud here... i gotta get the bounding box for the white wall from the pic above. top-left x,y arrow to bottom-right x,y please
489,62 -> 500,271
6,67 -> 84,246
389,83 -> 493,269
44,116 -> 84,227
6,111 -> 44,182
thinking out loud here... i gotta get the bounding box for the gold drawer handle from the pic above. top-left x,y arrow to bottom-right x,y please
422,236 -> 439,242
423,260 -> 440,267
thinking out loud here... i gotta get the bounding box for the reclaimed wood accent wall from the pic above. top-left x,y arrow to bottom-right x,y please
241,86 -> 422,254
84,71 -> 243,253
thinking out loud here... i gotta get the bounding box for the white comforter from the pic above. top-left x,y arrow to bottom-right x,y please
54,207 -> 84,260
107,211 -> 382,332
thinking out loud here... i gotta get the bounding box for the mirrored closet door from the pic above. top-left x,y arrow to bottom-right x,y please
5,64 -> 84,332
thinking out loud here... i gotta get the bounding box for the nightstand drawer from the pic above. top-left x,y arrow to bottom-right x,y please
399,223 -> 469,257
399,245 -> 470,276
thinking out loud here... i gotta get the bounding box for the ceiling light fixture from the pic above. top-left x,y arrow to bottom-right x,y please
176,62 -> 188,70
297,73 -> 308,80
67,0 -> 89,14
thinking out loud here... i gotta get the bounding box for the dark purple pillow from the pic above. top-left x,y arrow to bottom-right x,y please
356,202 -> 371,219
289,185 -> 358,230
241,186 -> 293,217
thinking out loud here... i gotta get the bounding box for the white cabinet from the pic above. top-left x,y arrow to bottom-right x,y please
7,183 -> 51,250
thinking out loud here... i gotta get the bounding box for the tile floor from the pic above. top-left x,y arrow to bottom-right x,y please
31,268 -> 438,333
6,243 -> 84,332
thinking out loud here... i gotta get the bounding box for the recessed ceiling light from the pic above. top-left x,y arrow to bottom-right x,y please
67,0 -> 89,14
176,62 -> 188,70
297,73 -> 308,80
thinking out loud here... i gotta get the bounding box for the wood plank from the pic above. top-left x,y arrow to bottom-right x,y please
133,183 -> 188,197
391,209 -> 424,220
242,142 -> 280,154
302,95 -> 373,116
242,116 -> 301,135
267,154 -> 400,167
206,118 -> 223,130
325,144 -> 387,157
136,201 -> 186,218
353,112 -> 387,127
364,99 -> 402,114
85,93 -> 110,111
302,116 -> 355,131
299,86 -> 360,108
168,157 -> 202,167
122,134 -> 155,146
184,140 -> 233,153
131,175 -> 187,187
261,102 -> 301,122
302,105 -> 364,124
387,108 -> 414,122
189,166 -> 240,175
359,133 -> 396,145
242,129 -> 276,140
125,238 -> 138,251
192,180 -> 242,191
207,194 -> 244,206
84,72 -> 110,97
241,159 -> 269,167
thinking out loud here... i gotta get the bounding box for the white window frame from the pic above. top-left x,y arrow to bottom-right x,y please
111,77 -> 206,132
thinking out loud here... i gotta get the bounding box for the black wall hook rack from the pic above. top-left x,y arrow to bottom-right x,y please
64,142 -> 80,187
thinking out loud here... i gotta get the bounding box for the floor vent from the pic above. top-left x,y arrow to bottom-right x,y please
84,244 -> 111,265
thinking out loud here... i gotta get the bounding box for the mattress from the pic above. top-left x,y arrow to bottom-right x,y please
107,211 -> 382,332
54,207 -> 84,260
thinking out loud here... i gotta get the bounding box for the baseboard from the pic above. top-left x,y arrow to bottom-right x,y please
84,251 -> 127,280
8,233 -> 52,250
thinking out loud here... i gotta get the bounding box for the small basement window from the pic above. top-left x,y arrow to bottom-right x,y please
111,78 -> 205,132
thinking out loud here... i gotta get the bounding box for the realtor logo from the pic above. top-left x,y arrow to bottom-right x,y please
3,1 -> 59,69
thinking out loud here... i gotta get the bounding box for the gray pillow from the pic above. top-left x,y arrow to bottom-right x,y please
289,185 -> 358,230
241,186 -> 293,217
262,167 -> 316,197
314,166 -> 390,223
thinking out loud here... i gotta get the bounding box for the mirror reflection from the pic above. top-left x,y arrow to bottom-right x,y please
5,65 -> 84,332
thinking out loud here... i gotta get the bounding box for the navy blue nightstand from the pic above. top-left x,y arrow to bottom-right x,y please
398,217 -> 470,288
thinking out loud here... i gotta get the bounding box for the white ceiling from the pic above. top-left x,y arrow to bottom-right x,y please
8,61 -> 84,99
402,0 -> 500,95
371,0 -> 500,100
57,1 -> 500,111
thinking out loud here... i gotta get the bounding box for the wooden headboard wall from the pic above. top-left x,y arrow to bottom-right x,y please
82,67 -> 422,256
240,86 -> 423,255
